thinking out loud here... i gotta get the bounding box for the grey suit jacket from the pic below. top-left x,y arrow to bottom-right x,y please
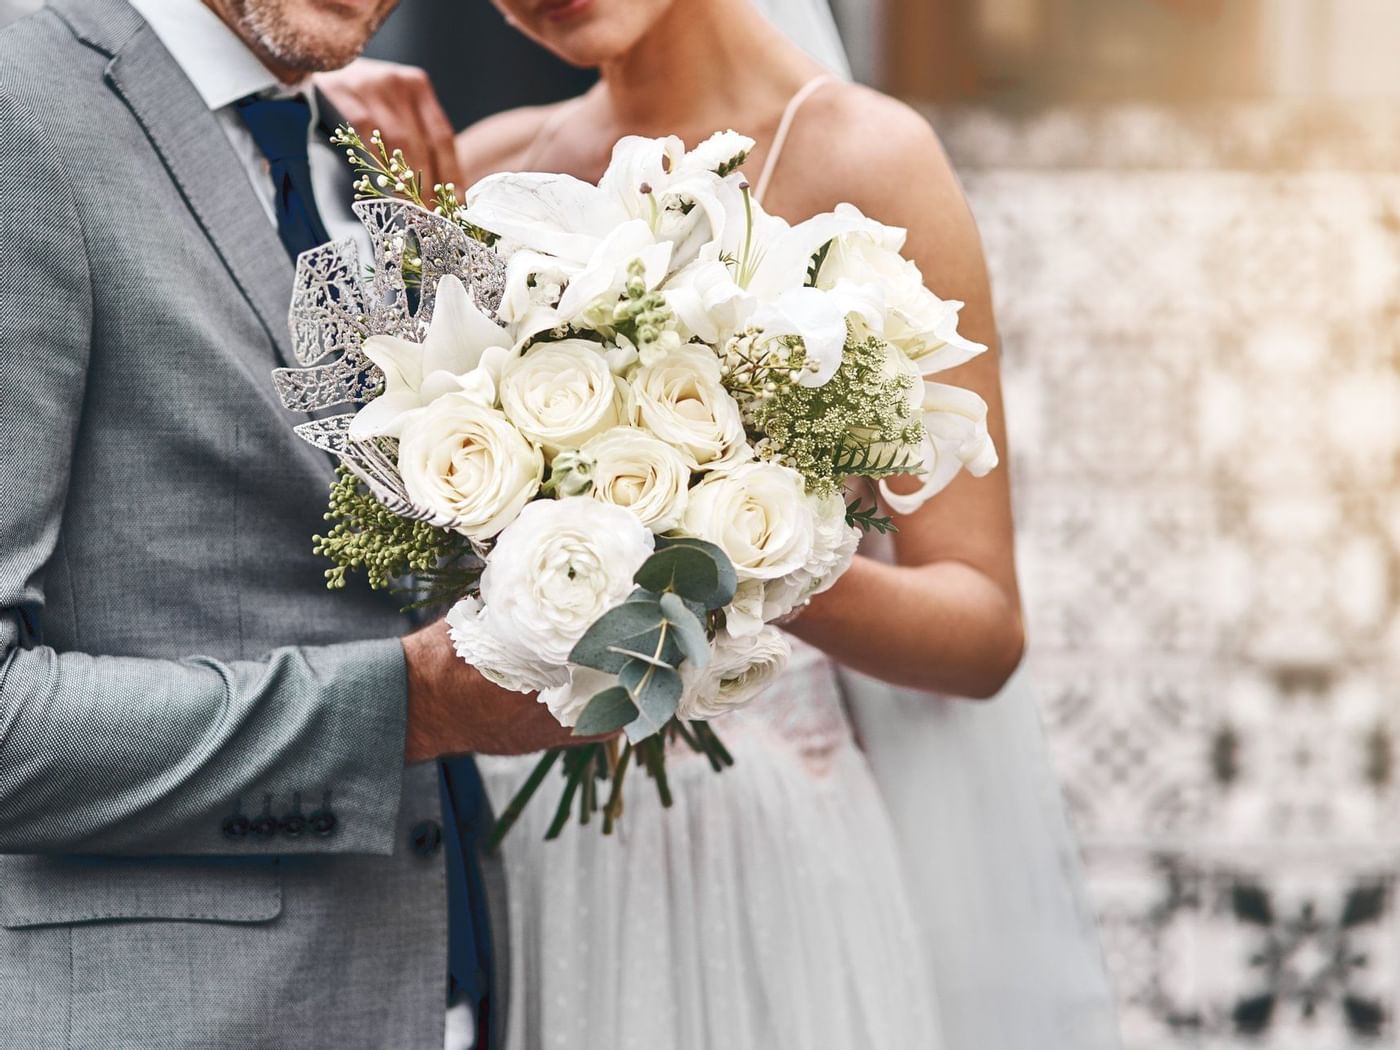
0,1 -> 480,1045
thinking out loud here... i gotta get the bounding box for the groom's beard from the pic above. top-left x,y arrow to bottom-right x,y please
212,0 -> 399,75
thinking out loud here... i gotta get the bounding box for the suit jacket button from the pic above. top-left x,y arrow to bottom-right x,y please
250,814 -> 279,839
309,810 -> 338,837
221,814 -> 250,840
410,820 -> 443,856
280,812 -> 307,839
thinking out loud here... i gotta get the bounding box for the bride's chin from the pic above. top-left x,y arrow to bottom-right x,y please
536,26 -> 637,69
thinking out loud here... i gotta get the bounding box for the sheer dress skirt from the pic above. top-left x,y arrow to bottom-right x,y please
478,642 -> 942,1050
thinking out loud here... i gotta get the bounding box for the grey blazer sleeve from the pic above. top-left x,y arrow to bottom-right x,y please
0,92 -> 409,857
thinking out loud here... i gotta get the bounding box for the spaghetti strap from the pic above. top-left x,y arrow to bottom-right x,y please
753,74 -> 836,205
518,96 -> 586,172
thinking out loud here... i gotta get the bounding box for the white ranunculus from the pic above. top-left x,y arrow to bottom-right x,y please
817,203 -> 986,374
682,461 -> 816,581
398,392 -> 542,540
538,665 -> 618,728
350,274 -> 511,439
447,596 -> 566,694
680,625 -> 791,720
802,490 -> 863,594
581,426 -> 692,531
498,340 -> 624,457
476,497 -> 655,668
628,345 -> 749,470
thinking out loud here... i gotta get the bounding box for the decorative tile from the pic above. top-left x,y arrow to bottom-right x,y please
943,105 -> 1400,1050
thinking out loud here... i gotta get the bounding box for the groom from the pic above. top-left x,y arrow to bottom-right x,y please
0,0 -> 572,1046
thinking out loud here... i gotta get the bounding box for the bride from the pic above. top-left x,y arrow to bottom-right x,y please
323,1 -> 1120,1047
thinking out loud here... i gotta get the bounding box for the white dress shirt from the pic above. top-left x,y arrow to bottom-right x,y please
127,0 -> 366,254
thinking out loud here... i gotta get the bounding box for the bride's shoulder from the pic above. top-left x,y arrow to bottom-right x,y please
454,102 -> 566,185
779,82 -> 964,228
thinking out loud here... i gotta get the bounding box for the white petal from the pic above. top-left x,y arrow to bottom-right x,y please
463,172 -> 618,263
680,131 -> 756,176
597,135 -> 681,209
747,210 -> 886,302
423,274 -> 508,375
361,334 -> 424,394
348,390 -> 424,439
754,287 -> 848,388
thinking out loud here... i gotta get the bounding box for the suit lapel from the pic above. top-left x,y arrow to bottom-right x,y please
59,0 -> 298,369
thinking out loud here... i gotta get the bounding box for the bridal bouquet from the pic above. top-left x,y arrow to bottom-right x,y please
273,126 -> 996,842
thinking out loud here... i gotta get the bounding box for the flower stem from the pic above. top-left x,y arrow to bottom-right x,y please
602,742 -> 634,835
487,747 -> 562,851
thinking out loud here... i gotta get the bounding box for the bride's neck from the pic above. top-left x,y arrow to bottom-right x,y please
596,0 -> 819,135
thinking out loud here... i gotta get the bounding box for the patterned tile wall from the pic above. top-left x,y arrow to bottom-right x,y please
936,105 -> 1400,1050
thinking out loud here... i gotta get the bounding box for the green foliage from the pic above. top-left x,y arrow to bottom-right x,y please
331,123 -> 494,243
313,467 -> 473,598
568,540 -> 737,744
713,149 -> 750,178
634,536 -> 737,608
806,240 -> 833,288
745,331 -> 927,496
845,499 -> 899,535
573,687 -> 639,736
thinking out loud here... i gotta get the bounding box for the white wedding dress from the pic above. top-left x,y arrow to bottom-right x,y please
478,6 -> 1122,1050
478,637 -> 941,1049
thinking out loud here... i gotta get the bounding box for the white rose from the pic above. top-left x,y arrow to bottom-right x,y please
398,392 -> 542,540
724,491 -> 860,634
477,497 -> 655,668
680,626 -> 791,720
581,426 -> 692,531
682,461 -> 815,581
499,340 -> 624,457
628,345 -> 749,470
819,204 -> 986,374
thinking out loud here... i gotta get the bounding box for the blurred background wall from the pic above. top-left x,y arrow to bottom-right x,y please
3,1 -> 1396,1047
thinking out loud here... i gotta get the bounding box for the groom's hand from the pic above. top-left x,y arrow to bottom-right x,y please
316,59 -> 463,193
401,618 -> 584,763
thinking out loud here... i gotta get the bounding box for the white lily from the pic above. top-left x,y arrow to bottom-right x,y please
880,382 -> 999,515
350,275 -> 512,439
464,132 -> 752,273
815,203 -> 986,375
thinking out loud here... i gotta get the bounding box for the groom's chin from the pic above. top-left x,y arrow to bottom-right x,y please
223,0 -> 401,75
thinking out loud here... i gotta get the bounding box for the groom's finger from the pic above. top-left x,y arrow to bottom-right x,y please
414,89 -> 462,192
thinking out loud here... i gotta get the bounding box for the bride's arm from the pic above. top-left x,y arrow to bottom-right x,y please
782,90 -> 1023,699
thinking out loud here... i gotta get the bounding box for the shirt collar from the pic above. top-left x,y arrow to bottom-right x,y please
127,0 -> 308,111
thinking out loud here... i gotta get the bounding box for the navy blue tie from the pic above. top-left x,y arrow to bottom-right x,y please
234,94 -> 332,260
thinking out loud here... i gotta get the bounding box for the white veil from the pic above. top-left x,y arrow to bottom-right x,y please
749,0 -> 853,77
745,3 -> 1123,1046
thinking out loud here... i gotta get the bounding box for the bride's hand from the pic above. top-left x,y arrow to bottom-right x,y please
316,59 -> 464,194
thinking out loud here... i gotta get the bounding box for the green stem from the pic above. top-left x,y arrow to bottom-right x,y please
545,747 -> 594,841
644,738 -> 674,809
487,748 -> 562,851
692,721 -> 735,768
602,742 -> 634,836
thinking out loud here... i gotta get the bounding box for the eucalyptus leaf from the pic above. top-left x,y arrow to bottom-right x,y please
637,538 -> 737,608
620,658 -> 682,742
569,595 -> 665,673
573,686 -> 639,736
660,591 -> 711,668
